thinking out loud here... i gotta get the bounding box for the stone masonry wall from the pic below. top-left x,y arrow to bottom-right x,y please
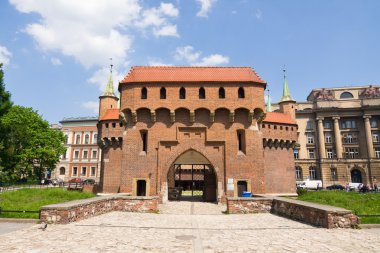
227,197 -> 272,214
40,195 -> 158,224
227,197 -> 359,229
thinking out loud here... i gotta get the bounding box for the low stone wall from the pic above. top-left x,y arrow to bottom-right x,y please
227,197 -> 272,214
226,197 -> 359,229
40,195 -> 159,224
271,198 -> 359,229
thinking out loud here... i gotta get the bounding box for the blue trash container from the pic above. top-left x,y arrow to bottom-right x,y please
242,191 -> 252,197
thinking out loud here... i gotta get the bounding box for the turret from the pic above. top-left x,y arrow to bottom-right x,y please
99,64 -> 119,120
266,89 -> 272,112
278,69 -> 296,121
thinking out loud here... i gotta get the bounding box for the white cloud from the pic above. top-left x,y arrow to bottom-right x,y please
0,46 -> 12,65
134,2 -> 179,37
196,54 -> 229,66
154,25 -> 179,37
255,9 -> 262,21
82,101 -> 99,114
51,57 -> 62,66
175,46 -> 201,63
10,0 -> 180,92
174,45 -> 229,66
196,0 -> 217,17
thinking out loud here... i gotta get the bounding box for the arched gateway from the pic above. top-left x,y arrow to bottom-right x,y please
167,150 -> 217,202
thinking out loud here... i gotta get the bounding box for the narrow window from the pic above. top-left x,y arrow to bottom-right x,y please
179,87 -> 186,99
294,149 -> 299,159
330,167 -> 338,180
92,150 -> 97,159
105,123 -> 109,128
93,134 -> 98,144
64,135 -> 68,144
83,150 -> 88,159
295,166 -> 302,180
237,130 -> 246,154
73,167 -> 78,176
74,150 -> 79,159
141,87 -> 147,99
91,167 -> 96,177
219,87 -> 225,99
238,87 -> 245,98
112,123 -> 116,128
199,87 -> 206,99
141,131 -> 148,152
59,167 -> 65,175
84,134 -> 89,144
81,167 -> 87,176
309,166 -> 317,180
160,87 -> 166,99
75,134 -> 81,144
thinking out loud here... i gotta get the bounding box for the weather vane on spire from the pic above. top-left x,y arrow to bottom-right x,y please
110,57 -> 113,74
283,65 -> 286,79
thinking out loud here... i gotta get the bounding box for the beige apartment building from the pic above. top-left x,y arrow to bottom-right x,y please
53,117 -> 101,182
273,85 -> 380,187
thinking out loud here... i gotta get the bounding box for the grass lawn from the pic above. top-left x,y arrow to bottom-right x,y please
297,191 -> 380,224
0,188 -> 95,219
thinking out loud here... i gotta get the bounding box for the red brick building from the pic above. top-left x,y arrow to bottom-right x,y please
98,66 -> 298,202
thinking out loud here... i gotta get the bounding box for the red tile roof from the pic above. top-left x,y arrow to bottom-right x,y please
263,112 -> 296,125
100,109 -> 119,121
120,66 -> 266,84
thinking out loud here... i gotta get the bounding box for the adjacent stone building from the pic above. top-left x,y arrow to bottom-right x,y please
272,85 -> 380,187
53,117 -> 101,182
98,66 -> 298,202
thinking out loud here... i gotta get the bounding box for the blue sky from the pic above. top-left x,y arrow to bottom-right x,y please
0,0 -> 379,124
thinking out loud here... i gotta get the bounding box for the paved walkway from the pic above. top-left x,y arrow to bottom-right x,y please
0,202 -> 379,252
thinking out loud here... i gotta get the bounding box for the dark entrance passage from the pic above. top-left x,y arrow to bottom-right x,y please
137,180 -> 146,196
168,164 -> 216,202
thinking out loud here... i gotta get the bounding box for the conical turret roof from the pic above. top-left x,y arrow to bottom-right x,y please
280,69 -> 295,102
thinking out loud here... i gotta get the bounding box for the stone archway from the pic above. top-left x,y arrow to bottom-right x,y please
167,149 -> 217,202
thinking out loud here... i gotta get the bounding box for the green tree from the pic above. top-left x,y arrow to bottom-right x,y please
0,63 -> 13,180
0,63 -> 12,117
0,106 -> 66,181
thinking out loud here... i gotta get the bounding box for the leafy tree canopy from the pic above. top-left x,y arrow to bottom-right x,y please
0,63 -> 12,117
0,106 -> 66,181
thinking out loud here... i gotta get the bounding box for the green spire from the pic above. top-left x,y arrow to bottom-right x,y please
280,68 -> 294,102
266,90 -> 272,112
102,62 -> 116,97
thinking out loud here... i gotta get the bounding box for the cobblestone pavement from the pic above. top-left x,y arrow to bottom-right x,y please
0,202 -> 379,252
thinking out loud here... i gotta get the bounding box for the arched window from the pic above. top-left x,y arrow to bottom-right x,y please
84,134 -> 89,144
340,92 -> 353,99
219,87 -> 225,99
295,166 -> 302,180
238,87 -> 245,98
64,135 -> 68,144
309,166 -> 318,180
75,134 -> 81,144
59,167 -> 66,175
179,87 -> 186,99
93,134 -> 98,144
141,87 -> 147,99
199,87 -> 206,99
160,87 -> 166,99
